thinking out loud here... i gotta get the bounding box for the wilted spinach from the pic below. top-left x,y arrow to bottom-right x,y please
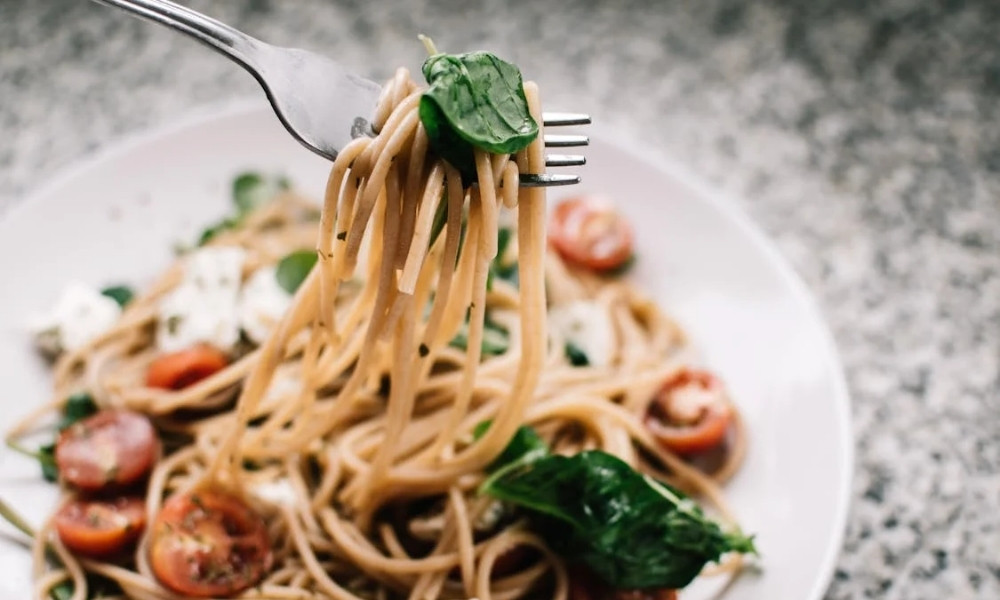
58,392 -> 98,431
481,449 -> 756,589
275,250 -> 318,294
564,341 -> 590,367
473,421 -> 548,473
100,285 -> 134,308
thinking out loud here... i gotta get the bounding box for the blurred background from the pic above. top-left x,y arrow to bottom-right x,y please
1,0 -> 998,598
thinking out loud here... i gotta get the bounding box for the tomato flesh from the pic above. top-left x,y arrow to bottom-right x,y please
645,369 -> 733,455
550,197 -> 634,272
55,496 -> 146,558
55,410 -> 159,491
150,490 -> 271,597
146,345 -> 229,390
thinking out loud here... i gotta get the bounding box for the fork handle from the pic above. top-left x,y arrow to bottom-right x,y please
89,0 -> 262,70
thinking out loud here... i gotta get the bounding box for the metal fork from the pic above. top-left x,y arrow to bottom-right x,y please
88,0 -> 589,186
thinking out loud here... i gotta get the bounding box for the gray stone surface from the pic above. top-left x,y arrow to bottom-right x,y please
1,0 -> 998,598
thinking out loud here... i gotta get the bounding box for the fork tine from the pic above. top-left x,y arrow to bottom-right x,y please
544,134 -> 589,148
519,173 -> 581,187
545,154 -> 587,167
542,112 -> 592,127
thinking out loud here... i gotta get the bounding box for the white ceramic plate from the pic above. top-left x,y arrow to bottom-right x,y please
0,101 -> 852,600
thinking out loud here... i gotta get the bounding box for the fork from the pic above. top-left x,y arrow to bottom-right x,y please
88,0 -> 589,186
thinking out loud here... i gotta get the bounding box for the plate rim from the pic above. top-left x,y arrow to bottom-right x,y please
592,123 -> 854,600
1,98 -> 854,600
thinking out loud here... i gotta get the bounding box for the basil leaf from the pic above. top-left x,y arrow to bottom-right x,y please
275,250 -> 318,294
59,393 -> 98,431
420,52 -> 539,182
473,422 -> 548,473
100,285 -> 134,308
564,341 -> 590,367
233,171 -> 290,215
481,450 -> 756,589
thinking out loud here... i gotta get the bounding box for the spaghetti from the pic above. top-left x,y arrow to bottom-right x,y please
10,63 -> 750,600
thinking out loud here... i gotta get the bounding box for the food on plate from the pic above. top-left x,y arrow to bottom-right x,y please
5,46 -> 754,600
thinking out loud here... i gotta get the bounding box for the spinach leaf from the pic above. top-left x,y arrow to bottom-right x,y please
233,171 -> 291,215
473,422 -> 548,473
49,582 -> 73,600
420,52 -> 539,183
8,393 -> 97,482
58,392 -> 98,431
564,341 -> 590,367
7,439 -> 58,482
48,573 -> 122,600
275,250 -> 318,294
604,253 -> 637,277
100,285 -> 134,308
450,317 -> 509,357
481,450 -> 756,589
487,227 -> 519,291
195,216 -> 239,247
38,443 -> 58,482
428,196 -> 450,249
193,172 -> 291,248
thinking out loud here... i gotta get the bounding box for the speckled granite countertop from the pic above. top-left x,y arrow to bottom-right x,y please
2,0 -> 999,598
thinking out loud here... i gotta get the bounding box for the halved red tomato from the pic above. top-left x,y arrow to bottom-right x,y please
645,368 -> 733,455
146,345 -> 229,390
150,490 -> 272,597
55,410 -> 159,491
55,496 -> 146,557
549,196 -> 634,272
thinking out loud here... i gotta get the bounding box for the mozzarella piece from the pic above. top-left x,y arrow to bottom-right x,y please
28,283 -> 122,355
549,300 -> 615,368
667,384 -> 722,423
250,479 -> 298,507
238,266 -> 292,345
156,246 -> 246,353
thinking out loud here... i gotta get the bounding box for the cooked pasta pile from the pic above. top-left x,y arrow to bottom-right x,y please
10,64 -> 749,600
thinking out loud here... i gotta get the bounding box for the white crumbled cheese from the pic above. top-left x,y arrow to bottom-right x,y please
28,283 -> 122,355
156,246 -> 246,352
250,479 -> 298,507
549,300 -> 615,368
238,266 -> 293,345
263,369 -> 302,403
667,384 -> 722,423
473,499 -> 507,532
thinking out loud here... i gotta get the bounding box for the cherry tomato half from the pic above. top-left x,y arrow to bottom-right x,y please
645,369 -> 733,455
150,490 -> 272,597
146,345 -> 229,390
549,196 -> 634,272
55,496 -> 146,558
55,410 -> 159,491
